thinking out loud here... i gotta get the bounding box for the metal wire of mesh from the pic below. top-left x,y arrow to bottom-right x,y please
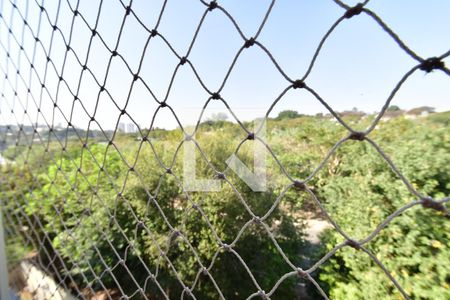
0,0 -> 449,299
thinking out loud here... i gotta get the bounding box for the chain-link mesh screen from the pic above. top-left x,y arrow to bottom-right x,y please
0,0 -> 449,299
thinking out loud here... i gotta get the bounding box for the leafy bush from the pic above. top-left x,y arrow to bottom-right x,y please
317,118 -> 450,299
9,130 -> 306,299
2,114 -> 448,299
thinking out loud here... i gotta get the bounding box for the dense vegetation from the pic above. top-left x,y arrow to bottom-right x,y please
1,110 -> 449,299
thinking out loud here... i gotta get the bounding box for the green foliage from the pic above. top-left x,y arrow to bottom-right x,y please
3,130 -> 305,298
118,130 -> 305,299
317,118 -> 450,299
427,111 -> 450,126
275,110 -> 301,120
387,105 -> 401,111
2,113 -> 448,299
22,144 -> 133,286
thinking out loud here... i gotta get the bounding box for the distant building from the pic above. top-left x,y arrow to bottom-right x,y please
406,106 -> 435,118
117,123 -> 137,133
338,109 -> 365,119
382,110 -> 404,121
36,126 -> 47,133
127,123 -> 136,133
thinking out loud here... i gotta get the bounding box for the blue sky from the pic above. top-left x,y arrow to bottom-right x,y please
0,0 -> 449,130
